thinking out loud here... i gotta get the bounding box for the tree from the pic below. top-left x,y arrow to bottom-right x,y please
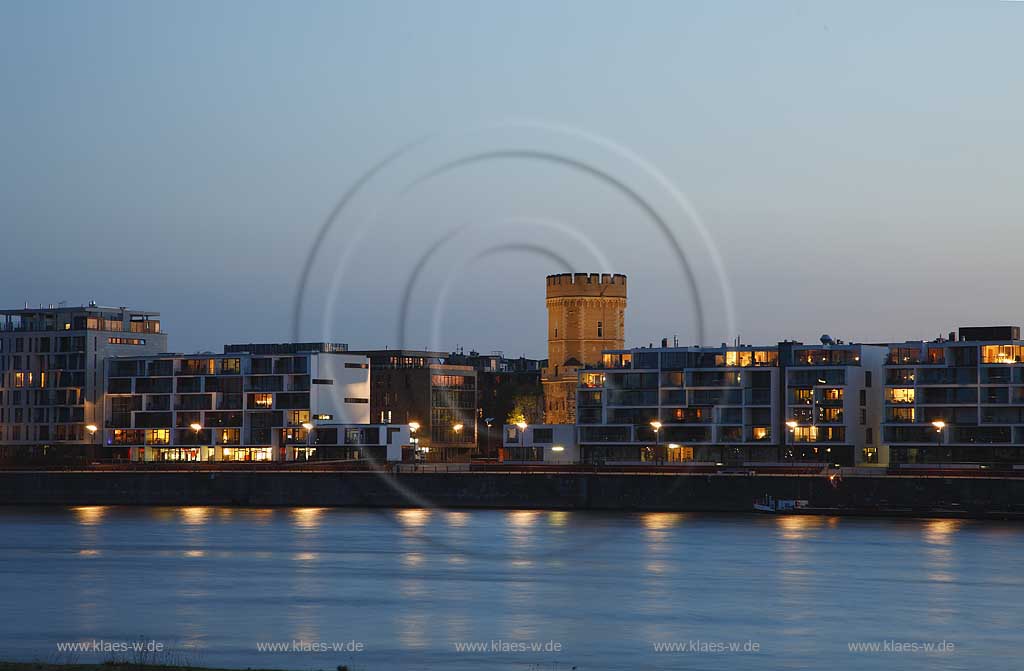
507,393 -> 543,426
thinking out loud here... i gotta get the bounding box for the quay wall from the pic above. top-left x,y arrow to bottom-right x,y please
1,471 -> 1023,516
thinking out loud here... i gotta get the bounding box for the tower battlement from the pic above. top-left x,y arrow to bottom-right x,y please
546,273 -> 627,299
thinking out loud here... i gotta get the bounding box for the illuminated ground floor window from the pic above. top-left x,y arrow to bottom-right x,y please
292,447 -> 317,461
156,447 -> 201,461
667,445 -> 695,462
223,447 -> 273,461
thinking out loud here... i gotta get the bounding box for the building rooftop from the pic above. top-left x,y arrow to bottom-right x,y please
0,303 -> 159,316
224,342 -> 349,355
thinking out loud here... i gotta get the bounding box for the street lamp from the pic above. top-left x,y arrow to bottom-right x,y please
85,424 -> 99,457
932,420 -> 946,457
785,420 -> 798,462
302,421 -> 315,461
650,420 -> 662,463
516,421 -> 528,460
452,422 -> 464,463
189,422 -> 202,463
409,421 -> 421,460
484,417 -> 495,458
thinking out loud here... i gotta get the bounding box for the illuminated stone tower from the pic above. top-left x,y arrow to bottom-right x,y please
542,273 -> 627,424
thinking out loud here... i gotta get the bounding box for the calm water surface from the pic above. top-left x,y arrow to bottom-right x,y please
1,506 -> 1022,671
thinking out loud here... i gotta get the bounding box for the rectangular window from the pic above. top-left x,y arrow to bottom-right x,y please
982,345 -> 1023,364
865,371 -> 873,388
218,428 -> 241,445
147,429 -> 170,445
108,337 -> 146,345
886,388 -> 915,404
597,321 -> 603,337
344,362 -> 369,369
533,428 -> 554,443
287,410 -> 310,426
220,358 -> 241,374
251,393 -> 273,408
344,397 -> 370,404
312,378 -> 334,385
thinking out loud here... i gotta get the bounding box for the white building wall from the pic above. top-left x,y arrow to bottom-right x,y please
310,353 -> 371,424
503,424 -> 578,463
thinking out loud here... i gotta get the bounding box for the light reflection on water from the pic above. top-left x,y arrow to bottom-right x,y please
0,507 -> 1021,671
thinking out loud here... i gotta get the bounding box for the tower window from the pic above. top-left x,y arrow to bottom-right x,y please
597,321 -> 603,337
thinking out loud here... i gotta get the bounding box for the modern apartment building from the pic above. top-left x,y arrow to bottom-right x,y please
351,349 -> 478,461
785,340 -> 887,465
103,344 -> 374,461
884,326 -> 1024,467
573,339 -> 886,466
0,304 -> 167,462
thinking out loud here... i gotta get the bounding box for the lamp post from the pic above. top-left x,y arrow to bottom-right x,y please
650,420 -> 662,464
452,423 -> 464,463
85,423 -> 99,460
408,421 -> 420,462
484,417 -> 495,458
516,421 -> 528,462
302,421 -> 315,461
932,420 -> 946,462
189,422 -> 202,462
786,420 -> 798,462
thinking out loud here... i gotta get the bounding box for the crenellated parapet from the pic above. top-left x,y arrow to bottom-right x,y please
546,273 -> 627,300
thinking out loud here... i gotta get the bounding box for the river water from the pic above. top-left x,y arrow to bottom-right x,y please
0,506 -> 1021,670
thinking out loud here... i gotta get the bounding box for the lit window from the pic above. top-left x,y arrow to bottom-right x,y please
982,345 -> 1022,364
887,388 -> 915,404
147,429 -> 170,445
287,410 -> 310,426
252,393 -> 273,408
13,372 -> 24,388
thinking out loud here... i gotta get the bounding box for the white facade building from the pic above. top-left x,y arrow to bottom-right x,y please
502,424 -> 578,463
